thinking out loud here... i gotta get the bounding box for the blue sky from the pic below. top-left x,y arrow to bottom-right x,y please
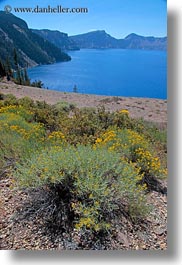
0,0 -> 167,38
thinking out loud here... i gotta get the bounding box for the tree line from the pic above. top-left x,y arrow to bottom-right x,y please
0,48 -> 43,88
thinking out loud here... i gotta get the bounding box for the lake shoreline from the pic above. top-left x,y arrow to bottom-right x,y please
28,49 -> 167,99
0,80 -> 167,128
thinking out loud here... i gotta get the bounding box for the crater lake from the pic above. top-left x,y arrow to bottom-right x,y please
28,49 -> 167,99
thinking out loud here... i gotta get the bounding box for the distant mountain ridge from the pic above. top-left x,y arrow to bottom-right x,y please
123,33 -> 167,50
69,30 -> 167,50
31,29 -> 79,51
0,11 -> 167,71
69,30 -> 119,49
0,11 -> 71,68
32,29 -> 167,51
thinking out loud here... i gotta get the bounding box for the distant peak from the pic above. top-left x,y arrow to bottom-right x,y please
97,30 -> 106,33
88,30 -> 106,34
125,33 -> 140,39
124,33 -> 162,40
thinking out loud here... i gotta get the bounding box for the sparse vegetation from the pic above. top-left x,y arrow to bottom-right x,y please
0,93 -> 167,248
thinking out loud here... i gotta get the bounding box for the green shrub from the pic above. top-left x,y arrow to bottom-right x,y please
17,97 -> 35,109
0,94 -> 167,237
15,145 -> 149,232
55,101 -> 76,112
94,128 -> 167,180
0,104 -> 34,122
0,106 -> 45,165
0,94 -> 18,106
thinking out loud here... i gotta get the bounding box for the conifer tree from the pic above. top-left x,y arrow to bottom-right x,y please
5,57 -> 12,77
73,84 -> 78,93
13,48 -> 20,83
0,60 -> 6,77
20,70 -> 25,85
24,68 -> 30,85
16,68 -> 22,84
13,48 -> 18,69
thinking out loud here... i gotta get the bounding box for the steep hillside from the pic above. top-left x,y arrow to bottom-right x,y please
0,11 -> 71,68
32,29 -> 79,51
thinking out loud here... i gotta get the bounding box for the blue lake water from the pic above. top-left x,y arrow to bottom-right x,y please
28,49 -> 167,99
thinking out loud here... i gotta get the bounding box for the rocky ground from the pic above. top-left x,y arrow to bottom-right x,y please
0,175 -> 167,250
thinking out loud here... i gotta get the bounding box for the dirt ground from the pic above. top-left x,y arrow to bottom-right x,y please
0,80 -> 167,128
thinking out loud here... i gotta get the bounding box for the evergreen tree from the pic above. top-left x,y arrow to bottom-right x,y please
73,84 -> 78,93
0,60 -> 6,77
5,57 -> 12,77
20,70 -> 25,85
13,48 -> 21,84
31,80 -> 44,88
23,68 -> 30,86
13,49 -> 32,86
16,68 -> 22,85
13,48 -> 18,69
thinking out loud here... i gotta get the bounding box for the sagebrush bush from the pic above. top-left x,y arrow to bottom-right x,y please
0,95 -> 167,148
55,101 -> 76,112
15,145 -> 149,231
0,94 -> 18,106
0,94 -> 167,236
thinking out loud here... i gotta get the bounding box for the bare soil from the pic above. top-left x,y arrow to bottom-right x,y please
0,80 -> 167,128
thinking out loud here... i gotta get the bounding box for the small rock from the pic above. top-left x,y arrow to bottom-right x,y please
160,243 -> 167,250
117,232 -> 130,248
155,227 -> 167,236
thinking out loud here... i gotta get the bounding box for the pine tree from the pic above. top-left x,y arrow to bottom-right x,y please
16,68 -> 22,85
5,57 -> 12,77
0,60 -> 6,77
73,84 -> 78,93
13,48 -> 20,84
20,70 -> 25,85
23,68 -> 30,85
13,48 -> 18,69
31,80 -> 44,88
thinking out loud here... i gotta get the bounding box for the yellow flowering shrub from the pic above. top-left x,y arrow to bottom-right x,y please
94,128 -> 167,179
47,131 -> 65,146
119,109 -> 129,115
0,104 -> 33,121
15,145 -> 149,232
0,95 -> 167,238
0,112 -> 44,141
0,106 -> 45,164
